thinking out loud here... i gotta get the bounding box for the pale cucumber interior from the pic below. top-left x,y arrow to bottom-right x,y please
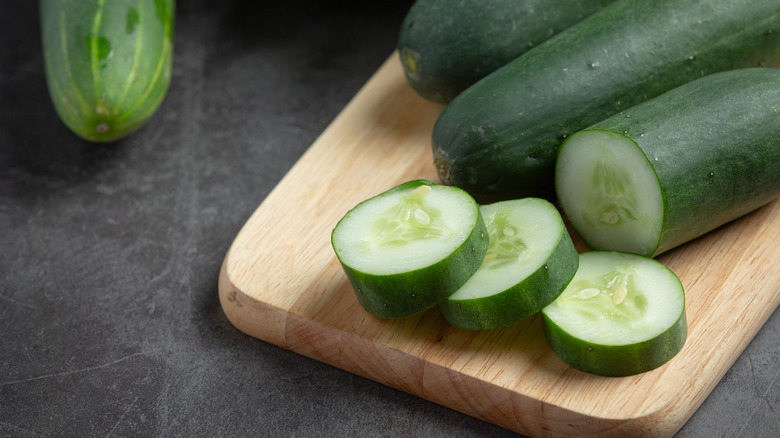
449,198 -> 562,300
332,184 -> 478,275
556,130 -> 663,256
543,251 -> 684,346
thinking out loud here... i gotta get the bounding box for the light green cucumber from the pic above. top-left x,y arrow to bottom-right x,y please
40,0 -> 175,142
331,180 -> 488,319
438,198 -> 578,330
556,68 -> 780,257
542,251 -> 687,377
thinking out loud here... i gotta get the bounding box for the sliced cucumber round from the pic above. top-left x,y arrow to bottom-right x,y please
331,180 -> 488,318
438,198 -> 579,330
541,251 -> 687,377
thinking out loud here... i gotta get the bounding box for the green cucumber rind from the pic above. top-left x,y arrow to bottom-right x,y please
432,0 -> 780,200
332,180 -> 489,319
438,213 -> 579,330
542,308 -> 687,377
40,0 -> 175,143
397,0 -> 618,104
559,68 -> 780,256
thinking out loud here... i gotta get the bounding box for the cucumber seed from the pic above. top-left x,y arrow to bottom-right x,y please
599,210 -> 619,225
414,208 -> 431,225
410,185 -> 432,197
612,283 -> 627,305
575,288 -> 601,299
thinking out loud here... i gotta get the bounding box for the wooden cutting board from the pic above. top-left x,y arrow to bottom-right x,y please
218,53 -> 780,437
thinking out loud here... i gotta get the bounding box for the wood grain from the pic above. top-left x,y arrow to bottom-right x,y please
218,54 -> 780,437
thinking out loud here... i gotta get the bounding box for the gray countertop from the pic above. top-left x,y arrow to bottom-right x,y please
1,1 -> 778,436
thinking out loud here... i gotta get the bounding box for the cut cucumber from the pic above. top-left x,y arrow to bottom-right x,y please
431,0 -> 780,200
438,198 -> 578,330
556,68 -> 780,257
331,180 -> 488,318
542,251 -> 687,377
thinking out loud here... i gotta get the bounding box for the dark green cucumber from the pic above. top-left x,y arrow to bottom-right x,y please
556,68 -> 780,257
542,251 -> 687,377
331,180 -> 489,319
438,198 -> 578,331
397,0 -> 617,104
432,0 -> 780,201
40,0 -> 175,142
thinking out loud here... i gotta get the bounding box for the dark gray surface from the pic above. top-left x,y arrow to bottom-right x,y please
1,1 -> 778,437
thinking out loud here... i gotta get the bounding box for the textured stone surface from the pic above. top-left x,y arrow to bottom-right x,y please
1,1 -> 777,436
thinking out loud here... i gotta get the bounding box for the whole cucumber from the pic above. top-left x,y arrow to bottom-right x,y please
40,0 -> 175,142
397,0 -> 618,104
432,0 -> 780,201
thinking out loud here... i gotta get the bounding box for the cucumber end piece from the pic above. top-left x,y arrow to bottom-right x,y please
400,48 -> 419,79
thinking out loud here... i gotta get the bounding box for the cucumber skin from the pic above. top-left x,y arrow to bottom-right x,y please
397,0 -> 618,104
432,0 -> 780,201
564,68 -> 780,256
438,204 -> 579,330
333,180 -> 489,319
542,308 -> 687,377
40,0 -> 175,142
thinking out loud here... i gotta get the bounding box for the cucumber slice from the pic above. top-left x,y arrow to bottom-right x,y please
331,180 -> 489,318
542,251 -> 687,377
438,198 -> 579,330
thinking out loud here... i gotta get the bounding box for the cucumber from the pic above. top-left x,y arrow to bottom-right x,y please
432,0 -> 780,200
556,68 -> 780,257
438,198 -> 578,330
331,180 -> 489,319
40,0 -> 175,142
397,0 -> 618,104
542,251 -> 687,377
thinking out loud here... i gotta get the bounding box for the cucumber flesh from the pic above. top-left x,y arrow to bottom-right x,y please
542,251 -> 687,377
439,198 -> 578,330
332,180 -> 488,318
556,130 -> 663,256
335,183 -> 476,274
